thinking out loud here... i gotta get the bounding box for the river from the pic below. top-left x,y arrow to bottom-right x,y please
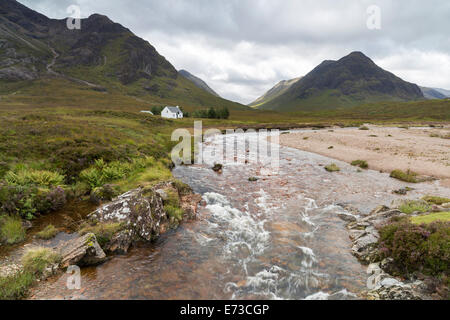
29,129 -> 449,300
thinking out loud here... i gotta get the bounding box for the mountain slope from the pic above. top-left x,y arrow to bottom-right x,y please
178,70 -> 220,97
434,88 -> 450,97
0,0 -> 248,111
420,87 -> 448,100
256,52 -> 424,112
249,77 -> 301,108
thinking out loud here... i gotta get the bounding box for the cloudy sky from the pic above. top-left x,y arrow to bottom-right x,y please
21,0 -> 450,104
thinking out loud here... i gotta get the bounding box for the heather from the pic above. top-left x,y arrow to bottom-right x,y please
378,219 -> 449,278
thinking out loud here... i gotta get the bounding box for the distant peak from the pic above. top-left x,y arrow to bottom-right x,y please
87,14 -> 113,23
344,51 -> 372,61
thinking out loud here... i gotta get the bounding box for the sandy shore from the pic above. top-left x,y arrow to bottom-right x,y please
278,125 -> 450,187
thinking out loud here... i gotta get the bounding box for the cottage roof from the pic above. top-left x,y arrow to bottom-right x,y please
165,106 -> 182,113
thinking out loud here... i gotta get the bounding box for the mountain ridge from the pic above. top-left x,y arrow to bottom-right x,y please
249,77 -> 302,107
0,0 -> 248,111
178,69 -> 220,97
255,51 -> 424,112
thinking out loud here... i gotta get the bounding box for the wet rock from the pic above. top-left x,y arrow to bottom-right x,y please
87,182 -> 201,253
89,187 -> 168,242
180,193 -> 202,220
22,220 -> 33,230
352,232 -> 379,264
102,230 -> 133,255
393,187 -> 413,195
442,202 -> 450,209
212,164 -> 223,173
338,213 -> 357,223
370,205 -> 390,215
367,284 -> 424,300
57,233 -> 106,268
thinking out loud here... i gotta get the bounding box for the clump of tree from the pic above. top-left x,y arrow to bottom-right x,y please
151,106 -> 165,115
192,107 -> 230,119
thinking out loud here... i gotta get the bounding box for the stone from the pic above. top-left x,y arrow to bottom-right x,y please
22,220 -> 33,230
370,205 -> 390,215
338,213 -> 357,223
102,230 -> 133,255
155,189 -> 168,201
87,183 -> 201,253
57,233 -> 106,268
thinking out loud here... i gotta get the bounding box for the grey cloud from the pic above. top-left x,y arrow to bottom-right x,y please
20,0 -> 450,103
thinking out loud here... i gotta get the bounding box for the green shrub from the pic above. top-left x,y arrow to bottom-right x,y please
0,216 -> 26,245
165,205 -> 184,222
0,271 -> 35,300
172,180 -> 192,196
390,169 -> 418,183
378,220 -> 449,277
22,247 -> 61,275
399,200 -> 431,214
80,157 -> 153,190
359,126 -> 370,130
422,196 -> 450,205
411,212 -> 450,225
325,163 -> 340,172
79,222 -> 124,248
351,160 -> 368,169
36,225 -> 58,240
4,169 -> 65,187
165,189 -> 180,207
0,184 -> 66,219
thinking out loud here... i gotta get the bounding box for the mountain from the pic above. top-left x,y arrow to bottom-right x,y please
249,77 -> 301,108
434,88 -> 450,97
255,52 -> 424,112
178,70 -> 220,97
0,0 -> 248,111
420,87 -> 448,100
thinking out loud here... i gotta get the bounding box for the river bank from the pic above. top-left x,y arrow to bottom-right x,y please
278,125 -> 450,187
22,130 -> 449,300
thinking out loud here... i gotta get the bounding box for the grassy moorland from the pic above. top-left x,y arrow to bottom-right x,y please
0,78 -> 449,243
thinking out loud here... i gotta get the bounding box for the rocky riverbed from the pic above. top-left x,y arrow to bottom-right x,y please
21,129 -> 448,300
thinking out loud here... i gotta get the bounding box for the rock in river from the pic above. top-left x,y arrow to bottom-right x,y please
57,233 -> 106,268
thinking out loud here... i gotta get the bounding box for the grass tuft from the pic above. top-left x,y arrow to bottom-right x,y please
22,247 -> 61,275
0,271 -> 35,300
79,222 -> 124,248
325,163 -> 340,172
36,225 -> 58,240
351,160 -> 368,169
0,216 -> 26,245
390,169 -> 418,183
411,212 -> 450,225
398,200 -> 431,214
422,196 -> 450,206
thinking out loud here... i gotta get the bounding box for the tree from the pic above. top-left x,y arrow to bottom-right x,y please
151,106 -> 164,115
207,107 -> 217,119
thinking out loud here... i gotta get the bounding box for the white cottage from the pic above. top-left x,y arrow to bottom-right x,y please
161,106 -> 183,119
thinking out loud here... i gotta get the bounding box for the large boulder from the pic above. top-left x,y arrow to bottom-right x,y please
86,182 -> 201,254
57,233 -> 106,268
88,187 -> 168,242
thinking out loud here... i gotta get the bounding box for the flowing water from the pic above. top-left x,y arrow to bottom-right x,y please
29,130 -> 450,300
